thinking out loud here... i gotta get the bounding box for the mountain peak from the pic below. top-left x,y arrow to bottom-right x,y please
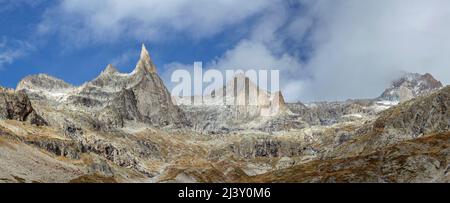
102,64 -> 119,75
420,73 -> 443,87
134,44 -> 157,74
140,44 -> 150,60
17,74 -> 73,91
379,72 -> 443,102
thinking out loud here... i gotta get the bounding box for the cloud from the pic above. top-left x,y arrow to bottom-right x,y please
41,0 -> 309,101
38,0 -> 277,46
0,37 -> 34,70
203,2 -> 308,101
111,49 -> 139,68
207,40 -> 305,101
36,0 -> 450,102
179,0 -> 450,102
210,0 -> 450,102
296,0 -> 450,101
160,62 -> 193,91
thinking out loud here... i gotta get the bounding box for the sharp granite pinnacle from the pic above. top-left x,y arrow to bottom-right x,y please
102,64 -> 119,75
1,45 -> 449,183
135,43 -> 157,74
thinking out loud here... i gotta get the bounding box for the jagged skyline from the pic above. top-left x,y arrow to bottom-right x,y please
1,44 -> 447,182
1,0 -> 450,185
3,44 -> 445,105
1,1 -> 450,102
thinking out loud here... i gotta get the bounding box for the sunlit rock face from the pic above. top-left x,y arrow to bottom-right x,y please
0,87 -> 47,126
16,45 -> 188,129
379,72 -> 443,103
1,45 -> 448,183
174,74 -> 290,133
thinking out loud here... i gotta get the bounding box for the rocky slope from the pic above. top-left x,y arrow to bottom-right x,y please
282,72 -> 443,130
17,45 -> 188,131
379,72 -> 442,102
161,85 -> 450,183
0,87 -> 46,126
0,45 -> 448,183
327,85 -> 450,159
242,132 -> 450,183
176,74 -> 290,133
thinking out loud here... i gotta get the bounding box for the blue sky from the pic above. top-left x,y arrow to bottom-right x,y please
1,0 -> 450,102
0,0 -> 250,87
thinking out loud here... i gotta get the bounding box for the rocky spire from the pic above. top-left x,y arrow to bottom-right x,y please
102,64 -> 119,75
379,72 -> 443,102
91,64 -> 119,86
134,44 -> 157,74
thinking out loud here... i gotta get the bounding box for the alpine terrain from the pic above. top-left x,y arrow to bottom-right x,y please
0,45 -> 448,183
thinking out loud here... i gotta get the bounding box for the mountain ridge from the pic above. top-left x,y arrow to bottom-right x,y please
0,45 -> 448,183
379,72 -> 443,102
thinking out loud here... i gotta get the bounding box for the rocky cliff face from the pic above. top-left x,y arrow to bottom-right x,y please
176,74 -> 290,133
17,45 -> 188,130
1,45 -> 448,183
284,73 -> 444,129
243,132 -> 450,183
0,87 -> 47,126
17,74 -> 74,101
373,85 -> 450,145
289,100 -> 377,126
322,85 -> 450,160
224,85 -> 450,183
379,72 -> 442,102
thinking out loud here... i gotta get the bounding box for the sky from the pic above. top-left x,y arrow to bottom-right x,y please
1,0 -> 450,102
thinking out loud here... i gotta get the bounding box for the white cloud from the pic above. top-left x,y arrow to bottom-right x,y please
160,62 -> 193,91
297,0 -> 450,101
37,0 -> 450,102
111,49 -> 139,68
0,37 -> 33,70
210,40 -> 299,71
191,0 -> 450,102
204,2 -> 308,102
39,0 -> 277,45
42,0 -> 308,101
207,40 -> 305,101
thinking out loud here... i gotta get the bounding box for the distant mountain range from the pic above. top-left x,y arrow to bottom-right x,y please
0,45 -> 448,183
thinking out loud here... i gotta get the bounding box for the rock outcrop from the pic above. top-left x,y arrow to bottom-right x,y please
379,72 -> 443,102
228,136 -> 306,159
0,87 -> 47,125
16,45 -> 189,129
177,74 -> 290,133
243,132 -> 450,183
1,44 -> 448,183
375,85 -> 450,140
17,74 -> 75,102
74,45 -> 189,127
284,73 -> 443,128
325,85 -> 450,160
